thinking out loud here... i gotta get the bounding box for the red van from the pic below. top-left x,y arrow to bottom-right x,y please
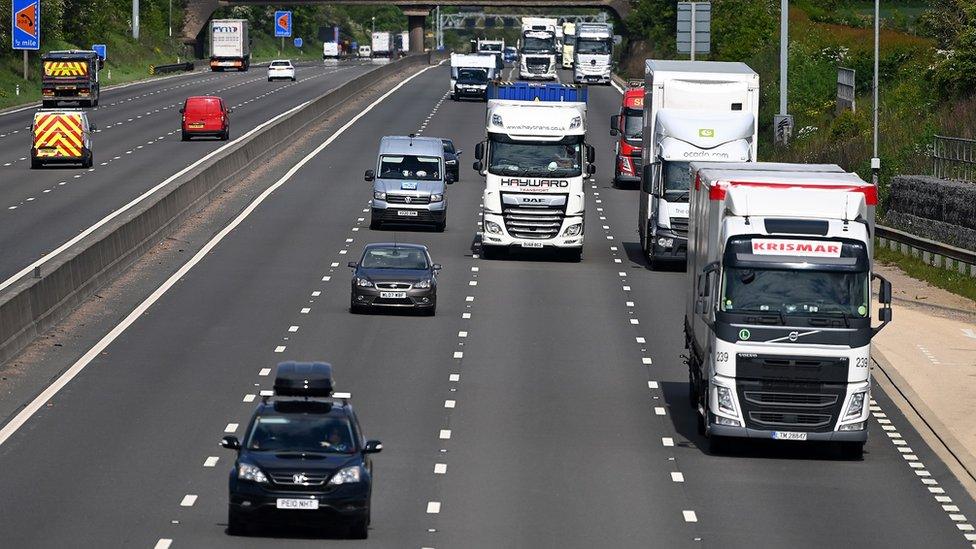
180,96 -> 231,141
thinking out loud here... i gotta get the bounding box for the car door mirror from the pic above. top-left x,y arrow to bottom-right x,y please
432,263 -> 442,271
179,108 -> 184,114
456,149 -> 463,157
347,261 -> 358,268
220,435 -> 240,450
474,142 -> 484,160
363,440 -> 383,454
445,173 -> 456,185
609,115 -> 619,135
364,169 -> 375,182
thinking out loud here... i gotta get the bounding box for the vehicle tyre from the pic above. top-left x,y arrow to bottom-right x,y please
707,433 -> 729,455
181,131 -> 189,141
350,298 -> 367,314
434,221 -> 446,232
221,129 -> 230,141
30,157 -> 40,169
839,441 -> 864,460
348,517 -> 368,539
227,506 -> 248,536
688,369 -> 698,408
564,248 -> 583,262
369,218 -> 381,230
291,77 -> 296,82
85,152 -> 94,168
267,77 -> 272,82
92,96 -> 99,107
424,303 -> 437,317
696,385 -> 707,436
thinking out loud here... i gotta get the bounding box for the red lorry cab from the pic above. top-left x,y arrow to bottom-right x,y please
610,85 -> 644,186
181,96 -> 231,141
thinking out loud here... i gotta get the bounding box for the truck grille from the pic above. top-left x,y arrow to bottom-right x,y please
670,217 -> 689,238
386,194 -> 430,205
743,391 -> 838,407
501,195 -> 567,240
748,411 -> 833,429
526,58 -> 550,74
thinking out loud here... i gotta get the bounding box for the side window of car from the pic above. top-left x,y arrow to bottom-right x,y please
349,409 -> 365,447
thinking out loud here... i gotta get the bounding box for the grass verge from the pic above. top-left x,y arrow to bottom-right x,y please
875,243 -> 976,303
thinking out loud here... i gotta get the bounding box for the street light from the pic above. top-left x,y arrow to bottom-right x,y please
872,0 -> 880,187
371,16 -> 376,36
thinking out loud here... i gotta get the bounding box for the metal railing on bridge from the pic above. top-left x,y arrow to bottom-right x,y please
932,135 -> 976,183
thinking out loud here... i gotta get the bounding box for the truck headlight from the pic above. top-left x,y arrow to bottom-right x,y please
237,462 -> 268,484
414,279 -> 432,289
569,116 -> 582,130
356,277 -> 373,288
715,385 -> 737,417
373,191 -> 386,200
491,114 -> 503,127
845,391 -> 866,420
657,237 -> 674,248
430,193 -> 443,202
327,465 -> 362,486
485,220 -> 503,234
562,223 -> 583,237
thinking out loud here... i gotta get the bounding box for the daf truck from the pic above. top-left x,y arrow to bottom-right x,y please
561,22 -> 577,69
210,19 -> 251,71
685,162 -> 892,458
638,60 -> 759,269
519,17 -> 558,80
573,23 -> 613,85
474,83 -> 595,261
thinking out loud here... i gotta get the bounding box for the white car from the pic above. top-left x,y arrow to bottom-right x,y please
267,60 -> 296,82
358,46 -> 372,58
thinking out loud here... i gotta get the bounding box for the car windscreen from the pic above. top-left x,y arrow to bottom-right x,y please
623,108 -> 643,141
576,39 -> 611,55
361,247 -> 429,270
270,61 -> 291,67
457,68 -> 488,84
378,154 -> 441,180
721,268 -> 870,317
489,137 -> 582,177
245,415 -> 356,454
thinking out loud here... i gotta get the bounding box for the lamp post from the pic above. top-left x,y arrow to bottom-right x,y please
371,16 -> 376,37
871,0 -> 880,187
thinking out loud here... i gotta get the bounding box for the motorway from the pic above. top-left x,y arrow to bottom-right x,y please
0,59 -> 378,288
0,62 -> 975,548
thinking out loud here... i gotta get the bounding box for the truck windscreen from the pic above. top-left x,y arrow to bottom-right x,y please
379,155 -> 441,180
576,40 -> 611,55
720,268 -> 870,318
489,139 -> 581,177
623,108 -> 643,141
564,35 -> 576,46
457,68 -> 488,84
522,36 -> 555,53
664,161 -> 690,194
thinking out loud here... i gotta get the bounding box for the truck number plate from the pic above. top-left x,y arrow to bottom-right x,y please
276,498 -> 319,510
520,242 -> 543,248
772,431 -> 807,441
396,210 -> 418,217
380,291 -> 407,299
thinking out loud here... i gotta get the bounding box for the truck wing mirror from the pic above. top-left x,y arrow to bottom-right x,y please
474,142 -> 484,160
473,160 -> 483,172
872,273 -> 893,335
609,115 -> 619,135
876,275 -> 892,304
587,164 -> 596,175
695,298 -> 705,315
364,169 -> 375,182
586,144 -> 596,163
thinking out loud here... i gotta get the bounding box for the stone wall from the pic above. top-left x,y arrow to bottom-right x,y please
884,175 -> 976,252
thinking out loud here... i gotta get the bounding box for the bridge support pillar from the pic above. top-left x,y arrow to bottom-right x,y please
408,14 -> 426,53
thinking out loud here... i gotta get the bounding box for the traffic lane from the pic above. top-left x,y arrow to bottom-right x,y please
0,62 -> 374,283
583,81 -> 976,547
0,64 -> 457,548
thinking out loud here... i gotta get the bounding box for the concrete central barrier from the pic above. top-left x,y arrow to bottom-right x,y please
0,54 -> 443,365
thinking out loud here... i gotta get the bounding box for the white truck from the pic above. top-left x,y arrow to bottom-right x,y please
477,39 -> 504,63
685,162 -> 892,458
450,53 -> 496,101
638,60 -> 759,269
371,31 -> 393,57
399,31 -> 410,54
474,83 -> 595,261
322,42 -> 340,59
209,19 -> 251,71
519,17 -> 558,80
573,23 -> 613,85
561,22 -> 576,69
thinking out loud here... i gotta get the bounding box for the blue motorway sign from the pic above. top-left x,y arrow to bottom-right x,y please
92,44 -> 107,60
12,0 -> 40,50
274,11 -> 292,38
293,37 -> 303,48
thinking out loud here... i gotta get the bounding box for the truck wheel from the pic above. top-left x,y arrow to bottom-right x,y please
707,433 -> 729,455
839,441 -> 864,460
30,158 -> 40,169
481,245 -> 504,260
564,248 -> 582,262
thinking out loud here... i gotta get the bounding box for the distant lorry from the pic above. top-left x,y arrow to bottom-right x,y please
323,42 -> 341,59
398,31 -> 410,54
210,19 -> 251,71
561,22 -> 576,69
477,39 -> 504,63
474,83 -> 595,261
573,23 -> 613,85
371,32 -> 393,58
519,17 -> 558,80
40,50 -> 102,107
685,162 -> 892,458
450,53 -> 496,101
609,81 -> 645,187
638,60 -> 759,269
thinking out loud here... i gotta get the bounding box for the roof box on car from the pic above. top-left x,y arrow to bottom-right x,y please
274,362 -> 334,397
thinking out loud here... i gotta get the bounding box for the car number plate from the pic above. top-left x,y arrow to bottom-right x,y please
189,123 -> 204,128
276,498 -> 319,510
521,242 -> 544,248
397,210 -> 418,217
772,431 -> 807,441
380,291 -> 407,299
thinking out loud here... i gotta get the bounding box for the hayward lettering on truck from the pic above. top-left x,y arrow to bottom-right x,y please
474,83 -> 595,261
684,162 -> 893,459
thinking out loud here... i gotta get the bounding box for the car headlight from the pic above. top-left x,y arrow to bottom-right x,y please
373,190 -> 386,200
327,465 -> 362,486
414,279 -> 432,289
569,116 -> 582,130
562,223 -> 583,237
491,113 -> 503,127
715,385 -> 737,417
430,193 -> 444,202
238,462 -> 268,483
356,277 -> 373,288
845,391 -> 866,420
485,220 -> 503,234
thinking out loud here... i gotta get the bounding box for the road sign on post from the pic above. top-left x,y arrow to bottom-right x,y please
12,0 -> 40,50
274,11 -> 292,38
92,44 -> 107,60
293,37 -> 303,48
677,2 -> 710,60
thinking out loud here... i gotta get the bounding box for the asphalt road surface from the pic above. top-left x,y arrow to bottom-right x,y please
0,63 -> 973,548
0,59 -> 376,287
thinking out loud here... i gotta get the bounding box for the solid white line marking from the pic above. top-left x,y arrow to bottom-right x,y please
434,463 -> 447,474
259,368 -> 271,376
427,501 -> 441,514
444,400 -> 456,409
154,539 -> 173,549
671,472 -> 685,482
683,510 -> 698,522
225,423 -> 238,433
439,430 -> 452,440
180,494 -> 198,507
662,437 -> 674,446
204,456 -> 219,467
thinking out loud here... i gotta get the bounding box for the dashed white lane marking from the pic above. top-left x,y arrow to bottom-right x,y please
426,501 -> 441,514
258,368 -> 271,376
300,307 -> 311,314
642,357 -> 653,365
444,400 -> 456,409
654,407 -> 666,416
439,429 -> 452,440
671,472 -> 685,483
224,423 -> 238,433
458,331 -> 468,338
662,437 -> 674,447
274,345 -> 286,353
449,374 -> 460,382
462,313 -> 471,319
683,510 -> 698,522
180,494 -> 198,507
648,381 -> 659,389
311,291 -> 321,296
204,456 -> 219,467
453,351 -> 464,359
629,318 -> 639,325
288,326 -> 299,332
434,463 -> 447,474
154,539 -> 172,549
243,394 -> 256,402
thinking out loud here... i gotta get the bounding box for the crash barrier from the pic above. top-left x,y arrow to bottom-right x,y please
149,62 -> 194,75
884,175 -> 976,254
876,224 -> 976,278
0,54 -> 434,364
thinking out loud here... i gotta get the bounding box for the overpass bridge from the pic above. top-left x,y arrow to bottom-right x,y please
182,0 -> 631,54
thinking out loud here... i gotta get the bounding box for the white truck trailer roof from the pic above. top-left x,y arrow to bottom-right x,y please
486,101 -> 586,140
451,53 -> 497,69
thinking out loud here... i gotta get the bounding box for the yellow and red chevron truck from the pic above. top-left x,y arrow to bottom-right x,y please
41,50 -> 102,107
30,110 -> 95,169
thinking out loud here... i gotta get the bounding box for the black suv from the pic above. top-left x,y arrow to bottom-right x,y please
221,362 -> 382,538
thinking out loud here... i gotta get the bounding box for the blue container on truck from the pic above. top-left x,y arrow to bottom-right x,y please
487,82 -> 588,103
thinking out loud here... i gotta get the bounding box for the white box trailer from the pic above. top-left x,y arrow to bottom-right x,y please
323,42 -> 340,59
210,19 -> 251,71
638,60 -> 759,269
372,31 -> 393,57
685,162 -> 892,458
